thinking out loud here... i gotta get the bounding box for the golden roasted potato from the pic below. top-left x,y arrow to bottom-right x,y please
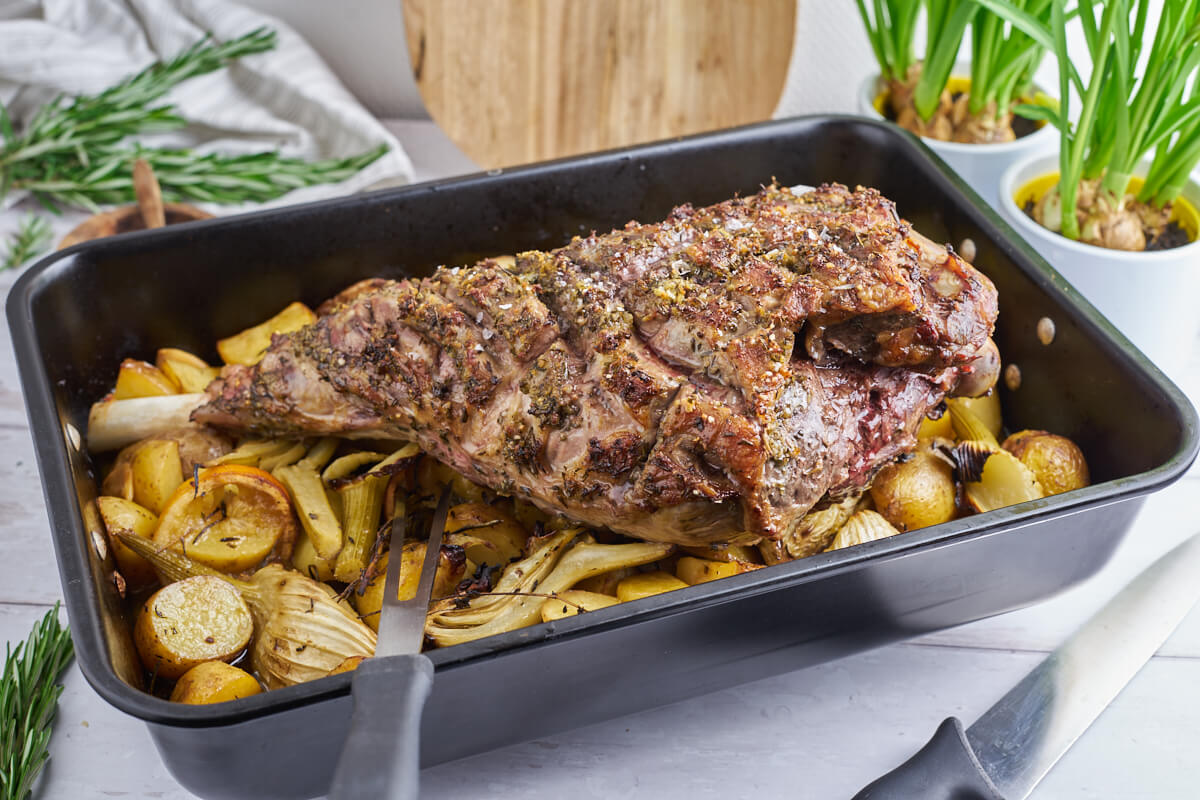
96,496 -> 159,589
169,661 -> 262,704
680,544 -> 760,564
870,446 -> 957,531
217,302 -> 316,366
101,460 -> 135,500
1002,430 -> 1090,496
676,557 -> 741,585
104,428 -> 233,507
616,571 -> 688,602
156,348 -> 221,394
113,358 -> 179,399
135,576 -> 253,680
540,590 -> 619,622
154,464 -> 296,572
131,438 -> 184,514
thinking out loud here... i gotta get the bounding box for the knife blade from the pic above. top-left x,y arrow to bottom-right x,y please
853,531 -> 1200,800
329,486 -> 452,800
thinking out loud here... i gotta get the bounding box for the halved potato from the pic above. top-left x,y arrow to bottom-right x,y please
169,661 -> 262,704
96,496 -> 159,588
131,439 -> 184,514
156,348 -> 221,394
135,576 -> 253,680
113,359 -> 179,399
217,302 -> 316,366
154,464 -> 296,572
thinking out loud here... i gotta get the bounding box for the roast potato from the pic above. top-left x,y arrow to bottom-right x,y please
156,348 -> 220,394
616,571 -> 688,602
96,496 -> 159,589
870,445 -> 957,531
217,301 -> 316,366
1002,430 -> 1090,495
135,576 -> 253,680
170,661 -> 262,704
113,358 -> 178,399
131,439 -> 183,514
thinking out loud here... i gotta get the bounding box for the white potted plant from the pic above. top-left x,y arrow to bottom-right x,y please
982,0 -> 1200,379
855,0 -> 1058,197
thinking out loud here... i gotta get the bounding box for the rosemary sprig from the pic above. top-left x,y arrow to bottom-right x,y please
0,27 -> 388,212
0,29 -> 276,191
15,143 -> 391,210
0,605 -> 74,800
1,215 -> 53,271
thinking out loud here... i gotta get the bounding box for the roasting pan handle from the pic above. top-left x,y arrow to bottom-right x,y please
851,717 -> 1005,800
329,652 -> 434,800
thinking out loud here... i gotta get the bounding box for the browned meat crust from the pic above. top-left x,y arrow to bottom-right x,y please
195,184 -> 997,546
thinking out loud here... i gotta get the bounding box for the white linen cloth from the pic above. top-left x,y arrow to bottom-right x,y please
0,0 -> 415,214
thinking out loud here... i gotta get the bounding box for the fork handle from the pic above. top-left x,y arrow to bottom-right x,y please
329,653 -> 434,800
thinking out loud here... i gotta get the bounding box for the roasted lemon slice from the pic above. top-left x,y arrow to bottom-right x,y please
154,464 -> 297,572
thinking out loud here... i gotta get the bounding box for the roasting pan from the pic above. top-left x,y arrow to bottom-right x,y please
8,116 -> 1198,800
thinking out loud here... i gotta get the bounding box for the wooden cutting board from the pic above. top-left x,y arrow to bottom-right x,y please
402,0 -> 796,168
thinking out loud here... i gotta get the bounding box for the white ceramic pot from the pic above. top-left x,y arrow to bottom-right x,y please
857,69 -> 1056,202
997,152 -> 1200,381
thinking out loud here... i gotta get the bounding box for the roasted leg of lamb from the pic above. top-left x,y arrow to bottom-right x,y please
194,184 -> 998,546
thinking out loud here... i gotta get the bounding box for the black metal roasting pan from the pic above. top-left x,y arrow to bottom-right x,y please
8,116 -> 1198,799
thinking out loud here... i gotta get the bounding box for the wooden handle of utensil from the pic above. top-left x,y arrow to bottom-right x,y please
851,718 -> 1005,800
329,653 -> 434,800
132,159 -> 166,229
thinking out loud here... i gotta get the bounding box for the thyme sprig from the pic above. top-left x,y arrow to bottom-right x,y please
0,605 -> 74,800
0,27 -> 388,212
1,215 -> 52,271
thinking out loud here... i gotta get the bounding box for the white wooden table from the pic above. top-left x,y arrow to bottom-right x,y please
2,120 -> 1198,800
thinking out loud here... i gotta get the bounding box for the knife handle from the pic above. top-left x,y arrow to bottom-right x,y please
851,717 -> 1005,800
329,653 -> 434,800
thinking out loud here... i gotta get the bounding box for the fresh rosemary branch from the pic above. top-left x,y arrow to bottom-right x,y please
0,605 -> 74,800
1,215 -> 52,271
0,29 -> 276,199
0,27 -> 388,212
18,143 -> 390,210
